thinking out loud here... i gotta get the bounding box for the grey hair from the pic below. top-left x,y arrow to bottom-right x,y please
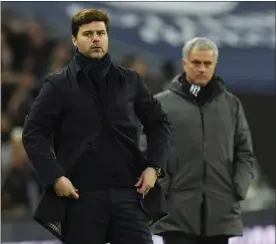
182,37 -> 219,62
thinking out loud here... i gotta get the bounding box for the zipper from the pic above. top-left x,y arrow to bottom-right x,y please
199,106 -> 207,235
199,107 -> 207,187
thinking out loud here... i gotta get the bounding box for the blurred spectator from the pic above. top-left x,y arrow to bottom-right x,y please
121,55 -> 163,94
1,114 -> 13,184
1,127 -> 40,217
24,20 -> 56,79
160,60 -> 176,90
161,60 -> 176,81
2,9 -> 30,72
1,31 -> 14,71
6,72 -> 36,126
48,41 -> 73,73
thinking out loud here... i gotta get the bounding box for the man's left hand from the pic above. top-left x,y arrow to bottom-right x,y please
135,167 -> 158,195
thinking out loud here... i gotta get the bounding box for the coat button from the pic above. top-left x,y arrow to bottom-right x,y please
87,142 -> 93,148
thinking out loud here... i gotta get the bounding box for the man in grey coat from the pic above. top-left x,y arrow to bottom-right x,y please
149,37 -> 256,244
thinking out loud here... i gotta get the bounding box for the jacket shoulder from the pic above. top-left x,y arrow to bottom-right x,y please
116,65 -> 137,76
154,89 -> 181,109
44,66 -> 70,89
223,90 -> 241,107
154,90 -> 174,100
154,89 -> 178,101
115,65 -> 141,88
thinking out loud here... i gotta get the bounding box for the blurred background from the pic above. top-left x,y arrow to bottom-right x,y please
1,2 -> 275,244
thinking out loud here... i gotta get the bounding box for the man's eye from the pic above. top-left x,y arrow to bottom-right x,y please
192,61 -> 201,65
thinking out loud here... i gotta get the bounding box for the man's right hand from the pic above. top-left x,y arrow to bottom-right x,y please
54,176 -> 79,199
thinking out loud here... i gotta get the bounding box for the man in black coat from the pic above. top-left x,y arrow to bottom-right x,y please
22,9 -> 171,244
149,37 -> 256,244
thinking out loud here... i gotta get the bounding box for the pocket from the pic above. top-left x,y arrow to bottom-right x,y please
64,133 -> 101,174
131,191 -> 150,220
138,199 -> 150,219
228,160 -> 239,198
231,180 -> 243,201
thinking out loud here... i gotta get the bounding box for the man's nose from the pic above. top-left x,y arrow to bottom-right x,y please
92,33 -> 100,42
198,64 -> 206,73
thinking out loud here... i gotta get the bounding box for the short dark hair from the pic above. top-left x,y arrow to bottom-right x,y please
71,9 -> 109,37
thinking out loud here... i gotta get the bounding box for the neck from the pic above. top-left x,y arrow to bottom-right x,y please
186,76 -> 193,84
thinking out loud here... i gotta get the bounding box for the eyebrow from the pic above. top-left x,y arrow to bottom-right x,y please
192,60 -> 213,64
82,30 -> 106,33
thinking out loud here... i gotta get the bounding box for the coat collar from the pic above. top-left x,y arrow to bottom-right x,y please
68,57 -> 82,78
168,72 -> 226,104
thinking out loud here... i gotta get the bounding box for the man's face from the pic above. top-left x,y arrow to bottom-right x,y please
182,49 -> 216,86
72,21 -> 108,59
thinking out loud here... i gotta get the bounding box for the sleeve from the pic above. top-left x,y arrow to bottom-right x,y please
232,98 -> 257,200
134,72 -> 171,175
22,78 -> 65,189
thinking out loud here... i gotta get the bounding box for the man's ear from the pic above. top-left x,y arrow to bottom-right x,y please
182,59 -> 187,67
182,59 -> 187,72
72,35 -> 77,47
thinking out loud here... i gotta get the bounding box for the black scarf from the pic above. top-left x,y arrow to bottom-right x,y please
74,49 -> 112,105
180,73 -> 220,106
74,48 -> 112,80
